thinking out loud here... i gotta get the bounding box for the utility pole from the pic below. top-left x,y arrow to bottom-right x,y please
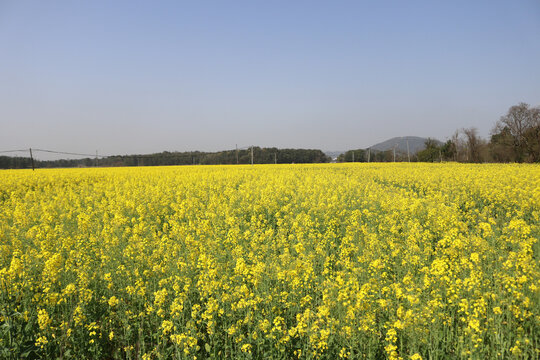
367,148 -> 370,163
29,148 -> 35,171
96,150 -> 98,167
393,146 -> 396,162
236,144 -> 239,164
407,139 -> 410,162
250,146 -> 254,165
274,152 -> 277,164
352,151 -> 355,162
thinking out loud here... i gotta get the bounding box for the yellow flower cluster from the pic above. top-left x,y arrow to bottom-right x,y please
0,163 -> 538,359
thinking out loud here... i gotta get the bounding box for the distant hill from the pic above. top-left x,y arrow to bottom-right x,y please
370,136 -> 442,154
323,151 -> 344,160
326,137 -> 441,161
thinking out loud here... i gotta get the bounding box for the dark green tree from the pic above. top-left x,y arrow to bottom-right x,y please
337,149 -> 367,162
417,138 -> 440,162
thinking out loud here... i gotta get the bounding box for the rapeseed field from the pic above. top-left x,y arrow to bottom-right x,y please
1,163 -> 539,359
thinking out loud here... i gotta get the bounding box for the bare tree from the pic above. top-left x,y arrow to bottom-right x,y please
524,106 -> 540,161
462,127 -> 483,163
451,130 -> 460,161
450,130 -> 468,162
495,102 -> 540,162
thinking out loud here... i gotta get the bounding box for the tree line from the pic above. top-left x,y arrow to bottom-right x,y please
2,102 -> 537,169
339,102 -> 540,163
0,147 -> 330,169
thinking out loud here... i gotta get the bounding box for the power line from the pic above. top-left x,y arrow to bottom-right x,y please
0,148 -> 110,158
32,148 -> 109,158
0,149 -> 28,154
1,145 -> 263,161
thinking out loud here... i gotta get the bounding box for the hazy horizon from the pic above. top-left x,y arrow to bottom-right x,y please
1,1 -> 539,160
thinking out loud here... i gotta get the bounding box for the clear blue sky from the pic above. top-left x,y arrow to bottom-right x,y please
1,0 -> 539,158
